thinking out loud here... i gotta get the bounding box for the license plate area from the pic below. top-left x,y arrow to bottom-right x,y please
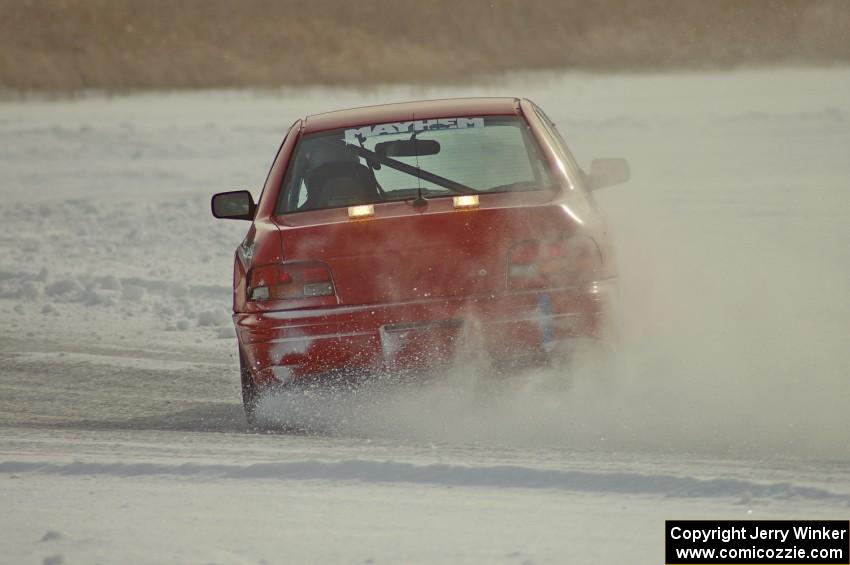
380,319 -> 465,367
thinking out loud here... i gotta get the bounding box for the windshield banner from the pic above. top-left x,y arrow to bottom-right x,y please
345,117 -> 484,141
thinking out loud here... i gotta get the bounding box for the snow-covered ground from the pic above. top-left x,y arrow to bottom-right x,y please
1,67 -> 849,564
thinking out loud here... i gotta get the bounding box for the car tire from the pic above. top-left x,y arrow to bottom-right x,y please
239,348 -> 261,430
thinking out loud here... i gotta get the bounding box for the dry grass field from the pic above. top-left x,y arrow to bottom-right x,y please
1,0 -> 849,91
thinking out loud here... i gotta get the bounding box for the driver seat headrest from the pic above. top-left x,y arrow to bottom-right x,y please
303,161 -> 379,210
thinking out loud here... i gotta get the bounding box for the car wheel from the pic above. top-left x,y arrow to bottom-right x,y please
239,349 -> 261,430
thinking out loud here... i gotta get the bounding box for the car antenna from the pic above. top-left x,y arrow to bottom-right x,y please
409,130 -> 428,208
411,185 -> 428,208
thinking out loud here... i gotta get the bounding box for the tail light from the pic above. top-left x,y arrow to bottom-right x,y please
508,235 -> 601,290
248,262 -> 334,301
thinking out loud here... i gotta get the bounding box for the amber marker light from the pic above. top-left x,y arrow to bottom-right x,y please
453,195 -> 479,209
348,204 -> 375,219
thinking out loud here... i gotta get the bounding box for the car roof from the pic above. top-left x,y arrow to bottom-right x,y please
302,97 -> 522,134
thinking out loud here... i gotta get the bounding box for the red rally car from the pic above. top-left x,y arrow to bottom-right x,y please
211,97 -> 629,425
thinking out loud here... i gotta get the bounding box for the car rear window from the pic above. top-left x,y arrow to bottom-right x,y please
277,115 -> 556,214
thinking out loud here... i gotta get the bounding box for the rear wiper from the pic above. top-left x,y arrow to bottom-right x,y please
345,143 -> 480,195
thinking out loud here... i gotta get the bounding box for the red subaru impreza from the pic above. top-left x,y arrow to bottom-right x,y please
211,98 -> 628,425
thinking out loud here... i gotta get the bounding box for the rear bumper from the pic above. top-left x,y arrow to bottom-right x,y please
235,278 -> 616,386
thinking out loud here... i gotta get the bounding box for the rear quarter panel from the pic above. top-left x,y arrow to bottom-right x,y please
233,120 -> 301,313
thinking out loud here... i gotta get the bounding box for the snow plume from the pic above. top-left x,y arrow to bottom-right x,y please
577,203 -> 850,459
259,171 -> 850,460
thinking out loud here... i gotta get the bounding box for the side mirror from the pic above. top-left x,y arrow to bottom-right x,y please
587,158 -> 630,190
211,190 -> 255,220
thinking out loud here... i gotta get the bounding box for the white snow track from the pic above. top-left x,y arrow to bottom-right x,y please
2,459 -> 848,503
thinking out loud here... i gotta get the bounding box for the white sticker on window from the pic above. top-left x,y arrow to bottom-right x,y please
345,117 -> 484,141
